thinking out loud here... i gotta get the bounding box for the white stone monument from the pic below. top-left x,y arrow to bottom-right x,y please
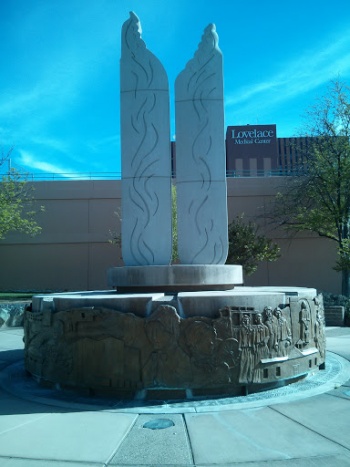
175,24 -> 228,264
25,14 -> 325,401
120,12 -> 172,266
110,13 -> 242,291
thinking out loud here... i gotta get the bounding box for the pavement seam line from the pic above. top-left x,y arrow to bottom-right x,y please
0,413 -> 50,436
269,401 -> 350,453
0,454 -> 101,465
0,455 -> 101,467
182,413 -> 196,466
326,391 -> 350,401
103,413 -> 139,466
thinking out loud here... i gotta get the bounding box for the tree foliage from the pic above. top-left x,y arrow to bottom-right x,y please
226,214 -> 280,276
272,79 -> 350,295
113,190 -> 279,272
0,149 -> 42,240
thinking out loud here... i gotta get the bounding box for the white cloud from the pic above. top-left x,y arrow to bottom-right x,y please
85,134 -> 120,154
226,30 -> 350,113
30,136 -> 70,154
17,149 -> 74,177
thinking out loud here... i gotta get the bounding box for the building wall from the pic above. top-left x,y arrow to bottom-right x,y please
227,177 -> 340,292
277,137 -> 311,173
0,180 -> 122,291
226,124 -> 315,176
0,178 -> 341,294
226,124 -> 278,175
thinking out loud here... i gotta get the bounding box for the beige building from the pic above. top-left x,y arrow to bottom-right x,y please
0,177 -> 340,294
226,124 -> 314,176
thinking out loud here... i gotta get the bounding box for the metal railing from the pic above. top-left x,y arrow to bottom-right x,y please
0,171 -> 122,181
1,169 -> 299,182
226,169 -> 298,177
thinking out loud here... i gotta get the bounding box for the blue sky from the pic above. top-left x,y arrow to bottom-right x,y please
1,0 -> 350,178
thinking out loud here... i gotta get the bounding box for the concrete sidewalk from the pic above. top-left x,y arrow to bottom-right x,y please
0,326 -> 349,466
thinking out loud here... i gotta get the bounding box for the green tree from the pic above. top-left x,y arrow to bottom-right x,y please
0,148 -> 42,239
273,79 -> 350,295
226,214 -> 280,276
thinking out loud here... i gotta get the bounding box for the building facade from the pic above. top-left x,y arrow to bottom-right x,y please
0,177 -> 340,294
226,124 -> 311,176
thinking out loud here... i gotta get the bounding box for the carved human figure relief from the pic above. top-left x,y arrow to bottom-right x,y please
252,313 -> 269,383
238,314 -> 255,383
120,12 -> 172,265
175,24 -> 228,264
263,306 -> 277,357
143,306 -> 191,387
298,300 -> 311,345
274,307 -> 292,357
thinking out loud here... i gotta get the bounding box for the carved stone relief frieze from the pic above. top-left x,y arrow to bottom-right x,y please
24,295 -> 326,394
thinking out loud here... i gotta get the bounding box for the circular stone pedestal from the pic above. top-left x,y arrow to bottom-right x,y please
24,286 -> 326,400
107,264 -> 243,292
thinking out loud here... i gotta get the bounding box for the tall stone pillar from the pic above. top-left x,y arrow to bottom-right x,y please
120,12 -> 172,266
175,24 -> 228,265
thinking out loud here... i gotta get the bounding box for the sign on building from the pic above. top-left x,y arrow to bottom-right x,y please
226,124 -> 278,176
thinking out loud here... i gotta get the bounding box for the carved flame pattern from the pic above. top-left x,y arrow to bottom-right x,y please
176,24 -> 228,264
120,12 -> 172,265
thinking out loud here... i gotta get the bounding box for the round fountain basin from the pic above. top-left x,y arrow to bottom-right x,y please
24,286 -> 326,399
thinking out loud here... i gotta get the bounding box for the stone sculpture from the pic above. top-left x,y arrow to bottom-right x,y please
120,12 -> 228,266
252,313 -> 269,383
23,14 -> 326,401
120,12 -> 172,266
110,13 -> 241,292
238,314 -> 255,383
24,294 -> 326,396
274,307 -> 292,357
175,24 -> 228,264
298,300 -> 311,346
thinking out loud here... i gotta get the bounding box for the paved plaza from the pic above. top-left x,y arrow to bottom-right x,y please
0,326 -> 349,466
